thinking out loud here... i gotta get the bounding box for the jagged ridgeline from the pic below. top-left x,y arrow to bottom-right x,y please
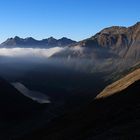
0,37 -> 76,48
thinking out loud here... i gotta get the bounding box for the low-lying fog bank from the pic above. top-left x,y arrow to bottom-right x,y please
0,47 -> 138,82
0,47 -> 64,58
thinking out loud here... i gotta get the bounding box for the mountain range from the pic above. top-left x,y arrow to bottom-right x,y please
0,36 -> 76,48
1,22 -> 140,61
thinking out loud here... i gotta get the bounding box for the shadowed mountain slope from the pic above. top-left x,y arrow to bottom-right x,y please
19,68 -> 140,140
0,77 -> 44,119
0,77 -> 48,140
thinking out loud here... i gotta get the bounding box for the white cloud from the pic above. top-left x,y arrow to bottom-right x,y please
0,47 -> 64,58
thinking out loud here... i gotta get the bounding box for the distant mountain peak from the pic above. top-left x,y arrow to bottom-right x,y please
99,26 -> 127,35
129,22 -> 140,31
47,37 -> 57,42
14,36 -> 21,39
60,37 -> 69,40
59,37 -> 73,41
25,37 -> 36,40
134,21 -> 140,26
61,37 -> 68,39
47,36 -> 56,40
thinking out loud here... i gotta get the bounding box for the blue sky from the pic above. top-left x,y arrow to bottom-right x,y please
0,0 -> 139,42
